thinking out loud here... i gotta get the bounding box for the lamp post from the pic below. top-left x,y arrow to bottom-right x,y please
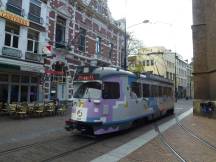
124,19 -> 127,70
124,20 -> 151,70
174,53 -> 177,102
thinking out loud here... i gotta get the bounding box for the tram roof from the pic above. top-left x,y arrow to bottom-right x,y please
76,66 -> 173,85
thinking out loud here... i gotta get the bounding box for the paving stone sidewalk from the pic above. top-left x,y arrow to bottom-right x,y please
120,114 -> 216,162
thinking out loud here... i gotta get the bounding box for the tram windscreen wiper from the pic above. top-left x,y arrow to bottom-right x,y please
85,88 -> 91,102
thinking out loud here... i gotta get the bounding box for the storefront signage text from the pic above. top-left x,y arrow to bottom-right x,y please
45,70 -> 64,75
0,10 -> 29,26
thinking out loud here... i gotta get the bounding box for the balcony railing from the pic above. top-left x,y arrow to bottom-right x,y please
6,3 -> 24,16
25,52 -> 42,62
2,47 -> 22,58
28,13 -> 43,24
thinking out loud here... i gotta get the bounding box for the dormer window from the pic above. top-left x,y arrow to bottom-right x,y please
7,0 -> 23,16
29,0 -> 42,24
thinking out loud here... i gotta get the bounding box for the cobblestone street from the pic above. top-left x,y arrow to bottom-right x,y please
0,100 -> 205,162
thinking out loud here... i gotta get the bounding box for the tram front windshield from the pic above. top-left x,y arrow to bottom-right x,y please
73,81 -> 101,99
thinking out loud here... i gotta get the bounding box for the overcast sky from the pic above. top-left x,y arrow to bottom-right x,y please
108,0 -> 193,61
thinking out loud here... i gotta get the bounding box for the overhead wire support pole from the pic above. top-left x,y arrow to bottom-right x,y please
123,0 -> 128,70
124,18 -> 127,70
175,52 -> 177,102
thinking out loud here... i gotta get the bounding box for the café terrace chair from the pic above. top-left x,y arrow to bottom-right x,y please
44,102 -> 55,116
15,102 -> 28,119
27,102 -> 35,116
33,103 -> 45,117
57,103 -> 67,116
8,102 -> 17,117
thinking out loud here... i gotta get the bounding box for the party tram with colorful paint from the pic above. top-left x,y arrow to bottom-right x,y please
65,66 -> 174,135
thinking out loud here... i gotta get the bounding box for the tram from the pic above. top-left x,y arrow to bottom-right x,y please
65,66 -> 174,135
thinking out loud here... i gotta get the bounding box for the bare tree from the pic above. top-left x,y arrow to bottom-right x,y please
127,32 -> 144,55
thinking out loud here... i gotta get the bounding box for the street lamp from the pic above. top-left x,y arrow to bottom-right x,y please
124,20 -> 152,70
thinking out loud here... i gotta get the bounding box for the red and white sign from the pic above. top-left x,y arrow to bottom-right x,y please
45,69 -> 64,75
42,44 -> 52,55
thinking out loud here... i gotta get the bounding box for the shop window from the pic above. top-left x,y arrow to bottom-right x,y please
27,29 -> 39,53
0,84 -> 8,102
21,76 -> 30,83
96,36 -> 101,55
12,75 -> 20,83
4,21 -> 20,48
79,28 -> 86,52
31,77 -> 38,83
142,84 -> 150,97
102,82 -> 120,99
30,86 -> 38,102
29,0 -> 42,24
20,86 -> 28,102
131,82 -> 141,98
55,16 -> 66,48
0,74 -> 8,82
11,85 -> 19,102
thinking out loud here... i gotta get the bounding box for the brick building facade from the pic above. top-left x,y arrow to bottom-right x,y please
43,0 -> 125,101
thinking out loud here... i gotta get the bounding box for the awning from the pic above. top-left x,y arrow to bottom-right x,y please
0,57 -> 44,73
0,63 -> 20,70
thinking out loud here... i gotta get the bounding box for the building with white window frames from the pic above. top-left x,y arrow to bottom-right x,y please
0,0 -> 48,103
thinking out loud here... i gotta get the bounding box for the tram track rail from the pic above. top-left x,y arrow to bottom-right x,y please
0,134 -> 72,156
40,140 -> 99,162
175,116 -> 216,152
154,124 -> 188,162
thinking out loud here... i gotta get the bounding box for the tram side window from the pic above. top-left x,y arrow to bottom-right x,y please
159,86 -> 163,97
151,85 -> 159,97
102,82 -> 120,99
131,82 -> 141,98
143,84 -> 150,97
164,87 -> 172,97
167,87 -> 173,96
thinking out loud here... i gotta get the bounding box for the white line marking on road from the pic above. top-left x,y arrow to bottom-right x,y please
91,108 -> 193,162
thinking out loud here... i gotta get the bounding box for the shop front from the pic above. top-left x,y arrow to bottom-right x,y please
0,57 -> 44,103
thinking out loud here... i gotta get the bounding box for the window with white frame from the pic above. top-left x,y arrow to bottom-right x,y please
79,28 -> 86,52
29,0 -> 42,24
96,36 -> 101,55
27,29 -> 39,53
108,42 -> 113,59
55,16 -> 66,46
4,21 -> 20,48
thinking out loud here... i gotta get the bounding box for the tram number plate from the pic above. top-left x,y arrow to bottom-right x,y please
75,108 -> 87,121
